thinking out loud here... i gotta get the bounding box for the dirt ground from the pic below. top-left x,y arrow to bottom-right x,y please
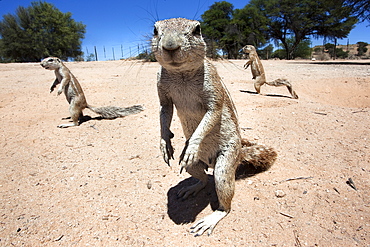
0,59 -> 369,246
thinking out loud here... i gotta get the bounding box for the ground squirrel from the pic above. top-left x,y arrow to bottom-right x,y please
40,57 -> 143,128
243,45 -> 299,99
152,18 -> 277,236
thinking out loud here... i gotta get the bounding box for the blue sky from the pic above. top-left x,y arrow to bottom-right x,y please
0,0 -> 369,61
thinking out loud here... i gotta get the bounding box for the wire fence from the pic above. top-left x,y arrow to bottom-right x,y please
84,43 -> 152,61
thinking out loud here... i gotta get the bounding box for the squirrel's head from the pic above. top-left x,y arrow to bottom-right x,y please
152,18 -> 206,72
242,45 -> 256,54
40,57 -> 62,70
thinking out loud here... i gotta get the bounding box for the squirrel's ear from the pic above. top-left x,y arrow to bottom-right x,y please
57,58 -> 61,62
192,24 -> 201,36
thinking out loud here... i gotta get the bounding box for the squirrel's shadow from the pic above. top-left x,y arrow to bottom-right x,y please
167,163 -> 263,225
62,115 -> 114,125
239,90 -> 292,99
79,115 -> 104,124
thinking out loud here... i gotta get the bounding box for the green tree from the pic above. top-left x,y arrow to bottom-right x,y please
200,1 -> 270,59
0,1 -> 85,62
136,51 -> 157,62
220,22 -> 242,58
357,41 -> 368,56
336,48 -> 349,59
293,39 -> 312,59
271,38 -> 311,59
324,43 -> 349,59
86,53 -> 96,62
248,0 -> 357,59
315,1 -> 358,46
345,0 -> 370,23
271,49 -> 286,59
231,4 -> 269,57
200,1 -> 233,58
258,44 -> 274,59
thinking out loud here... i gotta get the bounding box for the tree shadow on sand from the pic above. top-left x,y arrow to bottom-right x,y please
167,162 -> 265,225
239,90 -> 292,99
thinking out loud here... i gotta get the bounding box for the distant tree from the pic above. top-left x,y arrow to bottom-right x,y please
324,43 -> 349,59
315,1 -> 358,47
272,38 -> 311,59
336,48 -> 350,59
0,39 -> 9,62
201,1 -> 270,59
293,39 -> 312,59
231,4 -> 269,57
248,0 -> 357,59
324,43 -> 336,58
271,49 -> 286,59
258,44 -> 274,59
357,41 -> 368,56
0,1 -> 85,62
136,51 -> 156,62
74,55 -> 84,62
314,47 -> 322,53
200,1 -> 233,58
220,22 -> 242,58
86,53 -> 96,62
345,0 -> 370,23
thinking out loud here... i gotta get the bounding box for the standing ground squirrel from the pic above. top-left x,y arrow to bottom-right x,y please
243,45 -> 299,99
40,57 -> 143,128
152,18 -> 277,236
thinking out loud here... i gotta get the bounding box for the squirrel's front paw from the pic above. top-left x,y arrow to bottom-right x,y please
179,141 -> 199,173
57,89 -> 62,95
160,138 -> 174,166
50,85 -> 56,93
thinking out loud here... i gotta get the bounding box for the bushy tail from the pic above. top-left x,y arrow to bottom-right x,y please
265,78 -> 299,99
240,139 -> 277,171
87,104 -> 144,119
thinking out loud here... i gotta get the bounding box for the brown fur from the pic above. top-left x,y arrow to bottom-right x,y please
40,57 -> 143,127
152,18 -> 277,236
243,45 -> 299,99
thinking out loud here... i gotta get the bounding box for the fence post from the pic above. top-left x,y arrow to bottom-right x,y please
94,46 -> 98,61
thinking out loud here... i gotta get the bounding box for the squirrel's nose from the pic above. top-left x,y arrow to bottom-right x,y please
162,35 -> 180,51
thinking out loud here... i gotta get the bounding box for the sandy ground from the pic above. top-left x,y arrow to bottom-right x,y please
0,59 -> 369,246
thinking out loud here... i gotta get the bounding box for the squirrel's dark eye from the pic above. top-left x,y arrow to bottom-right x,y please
192,24 -> 201,36
153,27 -> 158,36
48,58 -> 54,62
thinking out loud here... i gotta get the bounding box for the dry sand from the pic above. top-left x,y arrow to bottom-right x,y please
0,59 -> 369,246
